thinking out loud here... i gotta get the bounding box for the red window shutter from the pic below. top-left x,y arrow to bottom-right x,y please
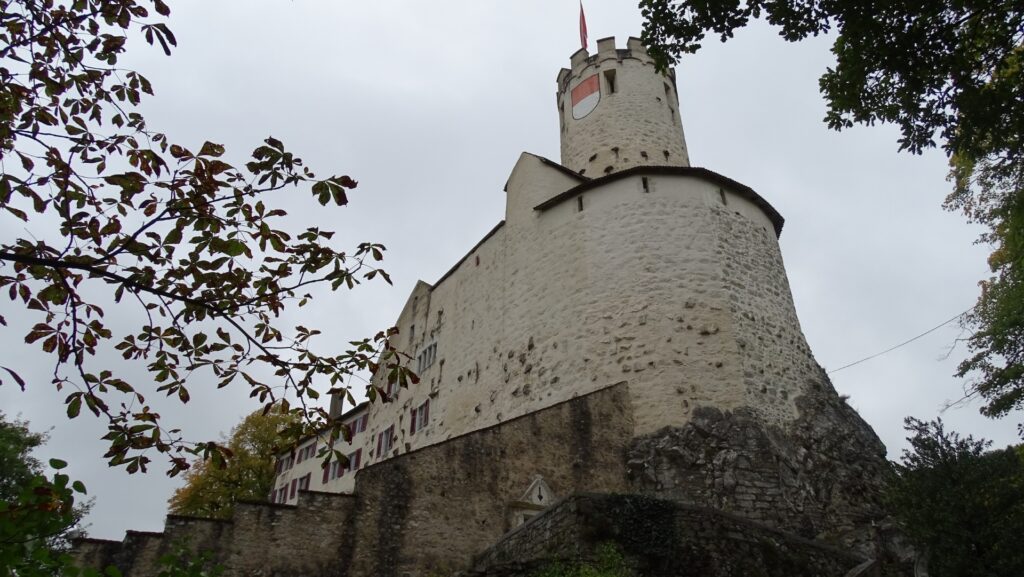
354,449 -> 362,470
322,463 -> 329,484
424,399 -> 430,425
410,408 -> 416,435
290,479 -> 297,499
376,432 -> 383,457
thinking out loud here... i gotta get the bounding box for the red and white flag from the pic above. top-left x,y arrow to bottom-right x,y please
579,2 -> 588,50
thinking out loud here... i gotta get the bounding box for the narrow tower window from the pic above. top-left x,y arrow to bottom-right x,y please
577,196 -> 584,212
719,188 -> 728,206
604,69 -> 617,94
642,177 -> 650,193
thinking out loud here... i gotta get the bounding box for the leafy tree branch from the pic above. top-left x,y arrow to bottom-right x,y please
0,0 -> 417,477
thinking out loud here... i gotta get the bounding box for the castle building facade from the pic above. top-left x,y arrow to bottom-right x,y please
78,36 -> 900,577
271,35 -> 885,543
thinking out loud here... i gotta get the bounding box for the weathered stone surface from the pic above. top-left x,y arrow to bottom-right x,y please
471,493 -> 910,577
626,370 -> 900,556
558,36 -> 691,175
73,383 -> 634,577
73,491 -> 355,577
343,382 -> 634,577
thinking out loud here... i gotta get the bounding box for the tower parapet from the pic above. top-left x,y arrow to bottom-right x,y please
557,36 -> 690,176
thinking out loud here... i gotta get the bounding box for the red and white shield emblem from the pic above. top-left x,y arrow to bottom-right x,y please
571,74 -> 600,119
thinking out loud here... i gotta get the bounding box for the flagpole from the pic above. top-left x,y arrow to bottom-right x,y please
579,1 -> 588,51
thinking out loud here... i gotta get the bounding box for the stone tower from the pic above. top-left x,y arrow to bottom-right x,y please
557,36 -> 690,176
548,37 -> 896,556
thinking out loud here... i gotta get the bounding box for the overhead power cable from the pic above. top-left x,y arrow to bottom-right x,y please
827,307 -> 974,375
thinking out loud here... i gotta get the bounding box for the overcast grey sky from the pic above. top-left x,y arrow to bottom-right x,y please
2,1 -> 1021,540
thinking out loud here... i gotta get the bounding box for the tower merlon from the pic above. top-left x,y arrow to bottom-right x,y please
595,36 -> 616,55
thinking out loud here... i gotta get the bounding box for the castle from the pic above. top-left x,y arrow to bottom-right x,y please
74,37 -> 906,577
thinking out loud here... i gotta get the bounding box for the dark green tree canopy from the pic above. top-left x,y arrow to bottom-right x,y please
0,412 -> 90,576
0,411 -> 45,502
640,0 -> 1024,160
888,418 -> 1024,576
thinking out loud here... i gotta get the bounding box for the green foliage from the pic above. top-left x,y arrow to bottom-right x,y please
0,413 -> 90,577
531,543 -> 634,577
0,1 -> 416,477
888,418 -> 1024,576
167,409 -> 298,519
0,412 -> 45,502
156,540 -> 222,577
640,1 -> 1024,160
640,2 -> 1024,423
948,155 -> 1024,424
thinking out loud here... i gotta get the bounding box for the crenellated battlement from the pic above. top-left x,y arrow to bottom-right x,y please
559,37 -> 659,90
557,36 -> 688,175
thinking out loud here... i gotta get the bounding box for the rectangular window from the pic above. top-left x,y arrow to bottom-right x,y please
378,425 -> 395,458
604,69 -> 617,94
416,343 -> 437,373
337,449 -> 362,477
322,462 -> 330,484
296,444 -> 314,463
290,479 -> 297,500
410,399 -> 430,434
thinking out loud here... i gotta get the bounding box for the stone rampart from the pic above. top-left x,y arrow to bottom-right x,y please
73,382 -> 634,577
72,491 -> 355,577
341,381 -> 634,576
470,493 -> 895,577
